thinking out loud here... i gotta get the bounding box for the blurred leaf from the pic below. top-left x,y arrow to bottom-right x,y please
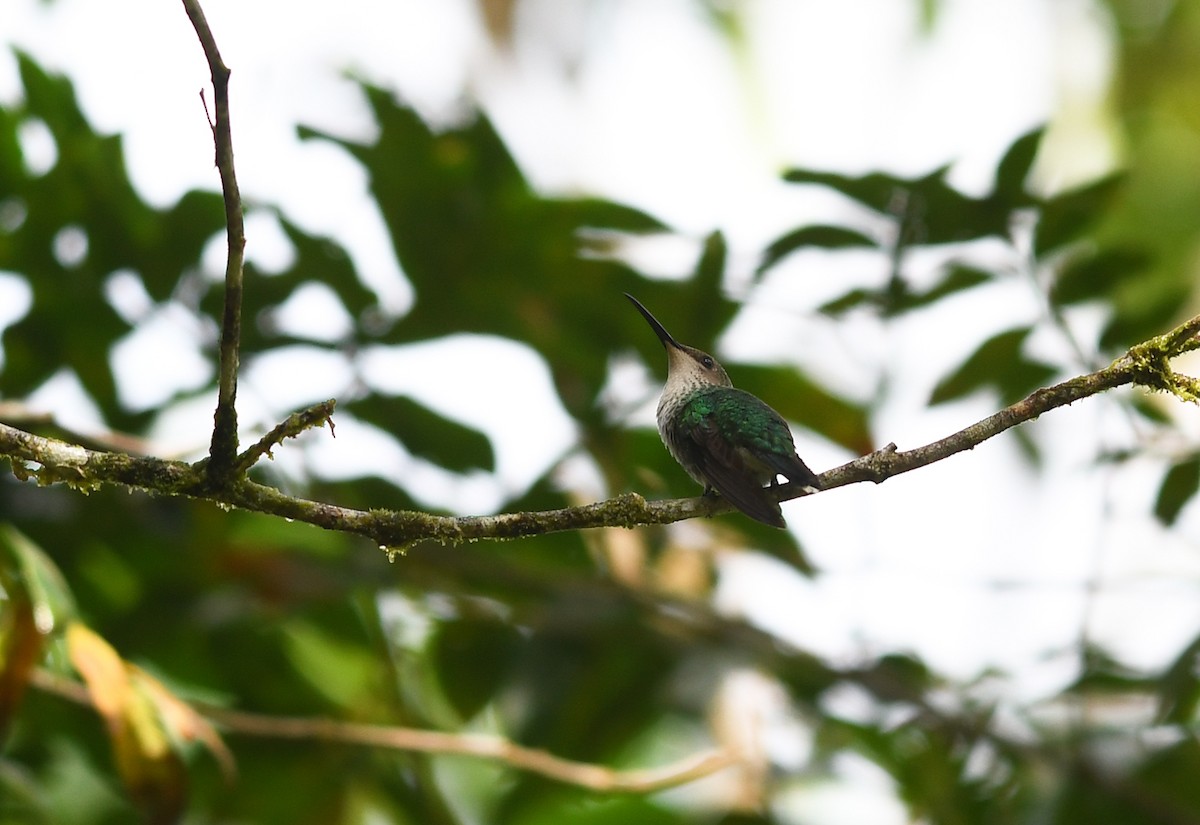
993,126 -> 1045,203
67,623 -> 185,825
67,622 -> 130,727
782,168 -> 916,215
726,519 -> 818,575
130,667 -> 236,784
782,165 -> 1016,247
347,394 -> 495,474
757,225 -> 877,275
1034,173 -> 1125,257
818,287 -> 879,317
1130,393 -> 1173,424
430,617 -> 522,720
1153,455 -> 1200,526
857,653 -> 935,702
280,618 -> 381,710
0,760 -> 53,824
1066,645 -> 1154,695
300,89 -> 674,422
0,525 -> 76,630
894,264 -> 995,313
0,562 -> 40,744
929,327 -> 1058,405
1129,737 -> 1200,818
819,264 -> 995,318
1051,247 -> 1151,307
0,54 -> 225,427
517,795 -> 682,825
1098,277 -> 1190,350
0,526 -> 75,741
1157,633 -> 1200,724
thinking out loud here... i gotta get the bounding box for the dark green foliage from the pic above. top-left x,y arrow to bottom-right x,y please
430,617 -> 522,720
1153,454 -> 1200,526
757,225 -> 877,274
928,327 -> 1058,406
0,25 -> 1198,825
0,53 -> 226,429
818,263 -> 995,320
1033,173 -> 1124,256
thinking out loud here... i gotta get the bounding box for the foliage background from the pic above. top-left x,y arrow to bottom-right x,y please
4,1 -> 1200,823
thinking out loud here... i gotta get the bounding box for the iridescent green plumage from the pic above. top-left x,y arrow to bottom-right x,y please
626,294 -> 821,528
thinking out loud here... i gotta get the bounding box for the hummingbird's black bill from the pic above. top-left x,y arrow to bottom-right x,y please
624,293 -> 682,351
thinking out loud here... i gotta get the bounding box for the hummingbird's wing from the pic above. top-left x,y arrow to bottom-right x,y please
685,413 -> 788,529
707,389 -> 822,489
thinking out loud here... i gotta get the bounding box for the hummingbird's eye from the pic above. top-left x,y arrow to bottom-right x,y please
701,356 -> 715,369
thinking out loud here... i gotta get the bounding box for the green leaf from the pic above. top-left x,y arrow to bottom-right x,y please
819,265 -> 993,319
993,126 -> 1045,204
1051,247 -> 1151,307
818,287 -> 879,317
0,53 -> 225,428
1034,173 -> 1125,256
0,525 -> 74,742
430,618 -> 522,720
1130,737 -> 1200,819
1098,277 -> 1191,351
757,224 -> 877,275
1154,455 -> 1200,526
783,165 -> 1014,246
1157,633 -> 1200,724
300,88 -> 677,421
893,265 -> 994,313
929,327 -> 1058,405
519,797 -> 682,825
782,168 -> 915,215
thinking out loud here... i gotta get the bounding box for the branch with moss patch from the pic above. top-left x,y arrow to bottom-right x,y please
232,399 -> 337,475
2,314 -> 1198,550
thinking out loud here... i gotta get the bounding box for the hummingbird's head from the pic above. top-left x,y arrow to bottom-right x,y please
624,293 -> 733,389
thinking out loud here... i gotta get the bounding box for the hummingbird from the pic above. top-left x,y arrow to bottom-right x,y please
625,293 -> 821,528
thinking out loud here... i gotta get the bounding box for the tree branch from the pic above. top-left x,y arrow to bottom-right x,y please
2,316 -> 1198,550
182,0 -> 245,486
28,667 -> 734,794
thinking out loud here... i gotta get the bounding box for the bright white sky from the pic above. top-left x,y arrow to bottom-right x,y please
4,0 -> 1197,821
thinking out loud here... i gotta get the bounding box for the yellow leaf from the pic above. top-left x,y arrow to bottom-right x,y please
67,623 -> 187,824
66,622 -> 129,723
132,666 -> 238,784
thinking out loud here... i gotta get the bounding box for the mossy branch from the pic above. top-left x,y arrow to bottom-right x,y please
2,316 -> 1199,551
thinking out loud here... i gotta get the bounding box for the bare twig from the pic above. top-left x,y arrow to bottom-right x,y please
182,0 -> 245,486
28,668 -> 734,793
233,399 -> 337,475
2,316 -> 1199,549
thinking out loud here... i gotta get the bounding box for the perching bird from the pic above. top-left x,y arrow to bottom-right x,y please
625,293 -> 821,528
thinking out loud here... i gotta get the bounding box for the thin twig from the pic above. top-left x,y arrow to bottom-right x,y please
28,668 -> 734,794
182,0 -> 245,485
232,399 -> 337,475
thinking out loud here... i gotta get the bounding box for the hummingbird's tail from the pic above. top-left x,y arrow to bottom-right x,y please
761,452 -> 822,492
704,476 -> 788,529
